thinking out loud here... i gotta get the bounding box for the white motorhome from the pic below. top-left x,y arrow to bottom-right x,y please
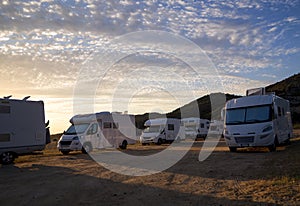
209,120 -> 224,137
181,118 -> 210,139
57,112 -> 137,154
0,96 -> 50,164
140,118 -> 183,145
223,88 -> 293,152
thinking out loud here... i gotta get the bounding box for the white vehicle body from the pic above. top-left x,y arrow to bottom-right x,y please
140,118 -> 183,144
181,118 -> 210,139
224,89 -> 293,152
209,120 -> 224,137
0,97 -> 50,164
58,112 -> 137,154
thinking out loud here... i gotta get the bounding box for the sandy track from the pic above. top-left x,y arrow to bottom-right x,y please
1,131 -> 300,206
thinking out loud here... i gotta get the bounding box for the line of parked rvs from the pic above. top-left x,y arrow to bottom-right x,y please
0,87 -> 294,164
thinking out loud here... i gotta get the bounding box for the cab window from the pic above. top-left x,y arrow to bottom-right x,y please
87,123 -> 98,134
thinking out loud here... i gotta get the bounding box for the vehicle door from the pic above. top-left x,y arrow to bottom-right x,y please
102,122 -> 115,147
85,123 -> 99,149
275,105 -> 287,142
166,124 -> 175,141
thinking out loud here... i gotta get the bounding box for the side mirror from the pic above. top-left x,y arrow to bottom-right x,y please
221,107 -> 225,121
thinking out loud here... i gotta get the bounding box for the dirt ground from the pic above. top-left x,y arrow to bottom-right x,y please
1,131 -> 300,206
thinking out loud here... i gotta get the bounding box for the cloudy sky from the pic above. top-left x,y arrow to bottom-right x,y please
0,0 -> 299,133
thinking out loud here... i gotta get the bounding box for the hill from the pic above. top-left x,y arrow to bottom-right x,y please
266,73 -> 300,124
135,93 -> 239,129
135,73 -> 300,129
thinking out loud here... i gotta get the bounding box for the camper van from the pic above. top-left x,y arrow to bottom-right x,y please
223,88 -> 293,152
209,120 -> 224,137
0,96 -> 50,164
181,118 -> 210,139
140,118 -> 183,145
57,112 -> 137,154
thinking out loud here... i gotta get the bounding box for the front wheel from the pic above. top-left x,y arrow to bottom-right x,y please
61,151 -> 70,155
0,152 -> 15,165
174,136 -> 181,143
229,147 -> 237,152
82,142 -> 92,154
120,140 -> 127,150
157,138 -> 163,145
269,137 -> 278,152
268,143 -> 276,152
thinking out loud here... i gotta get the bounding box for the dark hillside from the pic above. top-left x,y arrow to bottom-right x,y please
266,73 -> 300,124
135,73 -> 300,129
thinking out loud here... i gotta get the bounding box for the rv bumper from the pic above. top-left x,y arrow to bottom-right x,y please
140,137 -> 158,144
58,140 -> 82,151
224,132 -> 274,148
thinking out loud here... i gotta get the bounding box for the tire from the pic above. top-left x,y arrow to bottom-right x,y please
120,140 -> 127,150
157,138 -> 162,145
268,143 -> 276,152
82,142 -> 92,154
0,152 -> 15,165
61,151 -> 70,155
285,134 -> 291,145
174,136 -> 181,143
268,137 -> 277,152
286,138 -> 291,145
229,147 -> 237,152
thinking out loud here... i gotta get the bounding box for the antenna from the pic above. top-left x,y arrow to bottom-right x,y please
4,95 -> 12,99
22,96 -> 30,101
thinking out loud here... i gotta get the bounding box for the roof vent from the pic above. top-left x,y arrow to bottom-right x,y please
246,87 -> 266,96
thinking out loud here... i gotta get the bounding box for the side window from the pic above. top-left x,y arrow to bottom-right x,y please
282,108 -> 285,116
277,106 -> 282,117
113,123 -> 118,129
0,105 -> 10,114
87,123 -> 98,134
168,124 -> 174,131
0,133 -> 10,142
103,122 -> 112,129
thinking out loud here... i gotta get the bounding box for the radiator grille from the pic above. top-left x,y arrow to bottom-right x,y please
59,141 -> 72,146
235,136 -> 254,144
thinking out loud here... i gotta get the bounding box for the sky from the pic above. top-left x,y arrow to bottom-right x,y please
0,0 -> 299,133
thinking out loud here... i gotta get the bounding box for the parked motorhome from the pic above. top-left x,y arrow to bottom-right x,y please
140,118 -> 183,145
0,96 -> 50,164
181,118 -> 210,139
57,112 -> 136,154
209,120 -> 224,137
223,88 -> 293,152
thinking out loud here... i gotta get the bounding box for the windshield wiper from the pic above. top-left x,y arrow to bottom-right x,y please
246,119 -> 265,123
227,120 -> 244,124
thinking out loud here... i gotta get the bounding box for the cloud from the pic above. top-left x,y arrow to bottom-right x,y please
0,0 -> 299,133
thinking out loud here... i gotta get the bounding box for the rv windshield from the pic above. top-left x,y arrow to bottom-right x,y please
143,125 -> 161,133
65,123 -> 90,135
226,105 -> 272,125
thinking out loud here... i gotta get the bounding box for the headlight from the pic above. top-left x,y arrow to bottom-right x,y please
262,125 -> 272,133
72,136 -> 79,140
